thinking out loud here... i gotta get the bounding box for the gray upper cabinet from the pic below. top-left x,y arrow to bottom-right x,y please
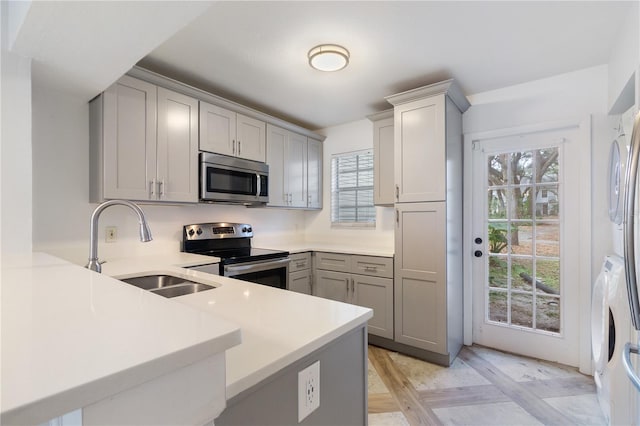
368,110 -> 395,206
393,95 -> 446,203
199,101 -> 266,162
266,124 -> 322,210
90,75 -> 198,203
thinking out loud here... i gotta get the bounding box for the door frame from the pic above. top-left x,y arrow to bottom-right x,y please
463,118 -> 592,374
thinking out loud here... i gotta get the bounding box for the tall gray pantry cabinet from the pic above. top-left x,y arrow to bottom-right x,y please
386,80 -> 469,366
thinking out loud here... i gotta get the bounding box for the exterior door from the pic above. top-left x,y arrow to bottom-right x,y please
471,125 -> 583,366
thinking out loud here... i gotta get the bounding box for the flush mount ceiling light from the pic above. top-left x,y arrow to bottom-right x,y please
308,44 -> 350,72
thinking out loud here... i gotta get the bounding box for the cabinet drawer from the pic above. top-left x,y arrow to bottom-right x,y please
314,252 -> 352,273
352,255 -> 393,278
289,252 -> 311,272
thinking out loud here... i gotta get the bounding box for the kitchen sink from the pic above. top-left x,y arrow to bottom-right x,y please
120,274 -> 216,298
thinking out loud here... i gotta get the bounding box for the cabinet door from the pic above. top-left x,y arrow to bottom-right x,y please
353,275 -> 394,339
156,87 -> 199,202
237,114 -> 266,162
394,95 -> 445,203
315,270 -> 350,302
287,131 -> 308,208
307,138 -> 323,209
199,101 -> 236,156
103,75 -> 156,200
373,117 -> 395,206
395,202 -> 447,354
289,270 -> 312,295
266,124 -> 288,207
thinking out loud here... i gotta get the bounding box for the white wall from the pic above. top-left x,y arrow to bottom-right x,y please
303,118 -> 395,249
31,84 -> 306,265
607,1 -> 638,113
1,0 -> 33,258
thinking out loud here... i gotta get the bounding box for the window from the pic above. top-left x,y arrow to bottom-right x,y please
331,150 -> 375,226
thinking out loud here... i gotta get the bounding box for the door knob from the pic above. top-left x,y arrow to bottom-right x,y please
474,250 -> 483,258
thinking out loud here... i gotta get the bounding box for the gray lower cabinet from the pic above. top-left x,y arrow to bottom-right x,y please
315,270 -> 350,302
314,252 -> 394,339
289,252 -> 312,295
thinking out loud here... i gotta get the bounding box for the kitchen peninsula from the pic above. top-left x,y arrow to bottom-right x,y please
1,252 -> 372,425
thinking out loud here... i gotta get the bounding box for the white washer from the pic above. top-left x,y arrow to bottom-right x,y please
592,256 -> 614,421
604,255 -> 635,425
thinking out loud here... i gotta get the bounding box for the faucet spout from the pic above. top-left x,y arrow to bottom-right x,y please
86,200 -> 153,273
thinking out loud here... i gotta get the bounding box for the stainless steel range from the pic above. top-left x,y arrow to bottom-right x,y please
183,222 -> 290,289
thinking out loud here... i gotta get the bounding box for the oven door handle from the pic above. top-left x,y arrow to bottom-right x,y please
224,257 -> 290,276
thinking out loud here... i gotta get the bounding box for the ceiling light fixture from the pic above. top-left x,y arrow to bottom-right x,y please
308,44 -> 350,72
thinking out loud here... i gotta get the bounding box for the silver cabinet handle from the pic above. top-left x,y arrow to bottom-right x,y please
364,266 -> 378,272
238,140 -> 241,155
396,209 -> 399,225
289,193 -> 293,204
395,184 -> 400,200
345,278 -> 350,294
296,262 -> 306,268
158,179 -> 164,197
351,277 -> 355,293
232,140 -> 236,155
149,179 -> 156,197
623,342 -> 640,391
624,112 -> 640,329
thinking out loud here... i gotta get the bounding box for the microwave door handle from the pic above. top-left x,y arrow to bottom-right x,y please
256,173 -> 261,197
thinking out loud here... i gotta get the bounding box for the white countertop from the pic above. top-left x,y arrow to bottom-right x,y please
1,253 -> 240,425
100,252 -> 373,399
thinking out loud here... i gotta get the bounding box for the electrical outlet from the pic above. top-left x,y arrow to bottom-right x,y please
298,361 -> 320,422
105,226 -> 117,243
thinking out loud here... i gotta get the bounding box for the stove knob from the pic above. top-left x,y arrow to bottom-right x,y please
188,229 -> 195,237
247,226 -> 252,233
242,226 -> 248,233
196,228 -> 203,235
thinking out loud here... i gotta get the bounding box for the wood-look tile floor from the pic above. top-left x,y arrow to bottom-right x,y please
367,345 -> 606,426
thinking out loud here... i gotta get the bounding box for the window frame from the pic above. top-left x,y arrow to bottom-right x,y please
330,149 -> 376,228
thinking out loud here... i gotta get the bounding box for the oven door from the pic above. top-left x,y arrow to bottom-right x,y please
223,257 -> 289,289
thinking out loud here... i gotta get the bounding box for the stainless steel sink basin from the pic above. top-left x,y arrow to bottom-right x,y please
120,274 -> 215,298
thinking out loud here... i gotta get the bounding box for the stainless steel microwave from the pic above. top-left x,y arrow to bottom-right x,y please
199,152 -> 269,206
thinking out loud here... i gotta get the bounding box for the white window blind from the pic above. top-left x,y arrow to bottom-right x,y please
331,150 -> 375,226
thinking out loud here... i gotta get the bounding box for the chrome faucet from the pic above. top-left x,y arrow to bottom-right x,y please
86,200 -> 153,273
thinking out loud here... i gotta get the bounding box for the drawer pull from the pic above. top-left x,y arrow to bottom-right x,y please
364,266 -> 378,272
296,262 -> 306,268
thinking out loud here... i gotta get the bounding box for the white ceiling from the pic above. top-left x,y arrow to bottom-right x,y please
138,1 -> 635,130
